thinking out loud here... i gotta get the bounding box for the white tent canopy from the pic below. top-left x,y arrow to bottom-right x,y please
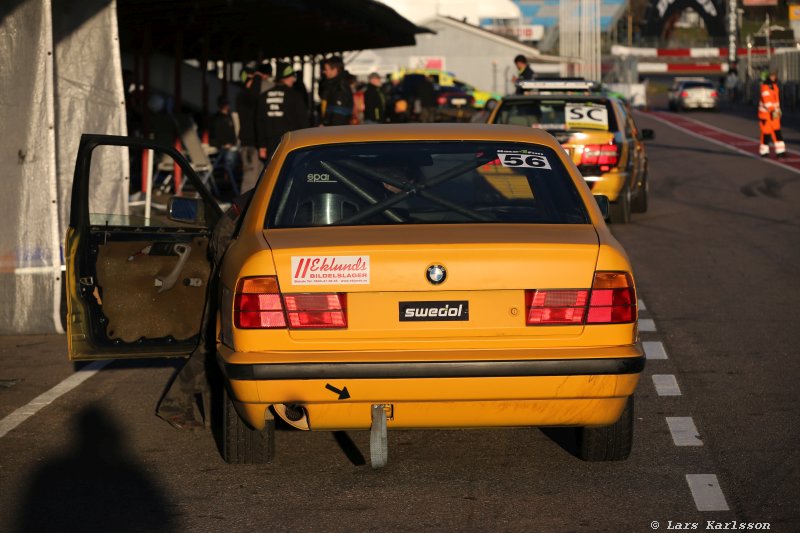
378,0 -> 521,25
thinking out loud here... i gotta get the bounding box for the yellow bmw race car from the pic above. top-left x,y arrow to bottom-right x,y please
66,124 -> 643,467
488,81 -> 654,224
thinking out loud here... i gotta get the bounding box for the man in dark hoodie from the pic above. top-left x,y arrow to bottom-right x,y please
363,72 -> 386,124
256,62 -> 310,158
236,63 -> 263,192
321,56 -> 353,126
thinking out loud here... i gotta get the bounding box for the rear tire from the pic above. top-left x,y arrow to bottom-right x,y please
609,186 -> 631,224
577,396 -> 634,461
222,387 -> 275,464
631,173 -> 649,214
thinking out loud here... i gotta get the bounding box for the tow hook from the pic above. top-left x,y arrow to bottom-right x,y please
370,404 -> 389,469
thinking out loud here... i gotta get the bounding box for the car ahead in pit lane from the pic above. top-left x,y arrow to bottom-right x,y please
487,80 -> 654,224
66,125 -> 644,467
668,77 -> 718,112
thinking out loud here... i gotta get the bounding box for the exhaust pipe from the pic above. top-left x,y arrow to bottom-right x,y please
273,403 -> 310,430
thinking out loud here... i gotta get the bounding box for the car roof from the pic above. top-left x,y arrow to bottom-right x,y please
499,94 -> 614,104
281,123 -> 560,150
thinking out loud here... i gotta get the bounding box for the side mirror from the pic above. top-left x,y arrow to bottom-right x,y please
594,195 -> 610,219
167,196 -> 204,225
640,129 -> 655,141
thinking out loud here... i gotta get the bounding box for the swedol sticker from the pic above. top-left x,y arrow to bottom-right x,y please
564,104 -> 609,130
497,149 -> 552,170
291,256 -> 370,285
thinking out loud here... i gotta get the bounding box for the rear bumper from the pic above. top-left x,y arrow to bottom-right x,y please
584,170 -> 627,201
219,354 -> 644,381
217,346 -> 644,430
681,98 -> 717,108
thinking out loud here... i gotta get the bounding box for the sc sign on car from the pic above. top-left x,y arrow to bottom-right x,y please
565,104 -> 609,131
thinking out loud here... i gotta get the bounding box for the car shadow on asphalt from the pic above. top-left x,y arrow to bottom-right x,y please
11,402 -> 177,533
332,431 -> 367,466
72,357 -> 182,373
540,427 -> 580,458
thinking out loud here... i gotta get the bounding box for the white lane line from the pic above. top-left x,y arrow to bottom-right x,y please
667,416 -> 703,446
638,299 -> 647,311
639,111 -> 800,177
686,474 -> 730,511
643,341 -> 668,360
653,374 -> 682,396
0,360 -> 112,439
639,318 -> 657,332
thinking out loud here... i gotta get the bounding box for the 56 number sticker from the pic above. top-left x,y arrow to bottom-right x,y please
497,150 -> 552,170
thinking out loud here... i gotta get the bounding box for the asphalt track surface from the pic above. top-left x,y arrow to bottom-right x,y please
1,108 -> 798,532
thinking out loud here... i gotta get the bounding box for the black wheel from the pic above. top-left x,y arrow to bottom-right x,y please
577,396 -> 634,461
222,387 -> 274,464
631,173 -> 648,214
609,186 -> 631,224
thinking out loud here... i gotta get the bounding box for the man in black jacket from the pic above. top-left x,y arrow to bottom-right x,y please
513,54 -> 535,95
363,73 -> 386,123
256,62 -> 310,158
210,96 -> 240,196
321,56 -> 354,126
236,64 -> 263,192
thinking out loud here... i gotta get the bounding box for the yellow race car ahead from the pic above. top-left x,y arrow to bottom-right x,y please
67,124 -> 643,467
488,83 -> 654,224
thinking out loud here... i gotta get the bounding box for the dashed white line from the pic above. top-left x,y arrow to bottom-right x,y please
636,303 -> 732,516
638,318 -> 657,332
667,416 -> 703,446
643,341 -> 668,359
686,474 -> 730,511
653,374 -> 682,396
638,299 -> 646,311
0,360 -> 112,439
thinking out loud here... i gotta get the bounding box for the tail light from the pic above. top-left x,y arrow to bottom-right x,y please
525,272 -> 636,326
586,272 -> 636,324
710,90 -> 718,98
437,96 -> 447,106
235,277 -> 286,329
234,276 -> 347,329
680,91 -> 689,97
525,289 -> 588,325
284,293 -> 347,329
581,143 -> 619,167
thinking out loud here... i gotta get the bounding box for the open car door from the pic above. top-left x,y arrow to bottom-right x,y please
67,134 -> 223,360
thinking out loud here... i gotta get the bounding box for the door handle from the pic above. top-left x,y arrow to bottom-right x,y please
154,244 -> 191,293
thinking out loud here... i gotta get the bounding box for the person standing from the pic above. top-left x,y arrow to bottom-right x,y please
257,62 -> 274,94
418,75 -> 437,123
236,64 -> 263,192
210,96 -> 240,196
758,70 -> 786,158
363,73 -> 386,124
256,62 -> 310,157
512,54 -> 535,95
321,56 -> 354,126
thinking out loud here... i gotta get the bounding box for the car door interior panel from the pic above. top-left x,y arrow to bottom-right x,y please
92,233 -> 211,343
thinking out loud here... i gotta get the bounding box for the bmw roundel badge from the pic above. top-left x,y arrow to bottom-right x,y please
426,264 -> 447,285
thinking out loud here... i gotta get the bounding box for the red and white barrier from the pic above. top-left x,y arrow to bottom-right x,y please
638,62 -> 729,73
612,45 -> 775,58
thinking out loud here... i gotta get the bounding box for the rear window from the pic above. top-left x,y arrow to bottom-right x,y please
265,141 -> 589,228
493,99 -> 618,132
681,82 -> 714,89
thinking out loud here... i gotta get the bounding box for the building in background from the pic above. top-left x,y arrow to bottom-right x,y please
346,16 -> 563,96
